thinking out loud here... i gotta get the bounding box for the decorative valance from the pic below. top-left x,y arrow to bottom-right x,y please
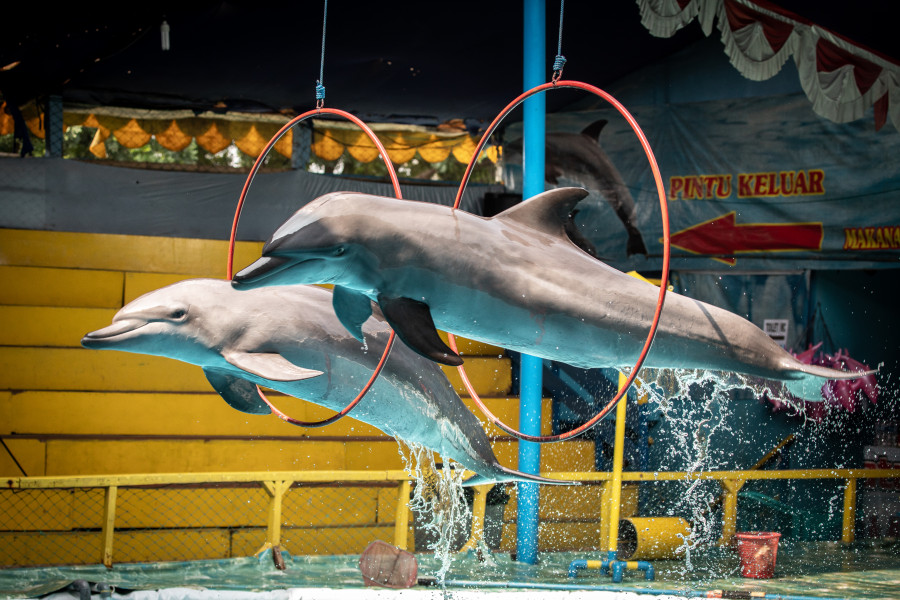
0,103 -> 498,165
636,0 -> 900,131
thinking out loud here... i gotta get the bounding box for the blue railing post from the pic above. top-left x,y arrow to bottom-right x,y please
516,0 -> 546,566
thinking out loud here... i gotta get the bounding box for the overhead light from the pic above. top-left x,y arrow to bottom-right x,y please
161,20 -> 170,51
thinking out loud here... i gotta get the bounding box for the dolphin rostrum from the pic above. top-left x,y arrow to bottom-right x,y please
507,120 -> 647,256
232,187 -> 873,401
81,279 -> 565,486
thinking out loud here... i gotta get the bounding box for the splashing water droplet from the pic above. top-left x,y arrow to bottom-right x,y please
396,441 -> 468,585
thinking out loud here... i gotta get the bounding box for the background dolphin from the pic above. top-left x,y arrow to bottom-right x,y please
232,188 -> 873,401
506,120 -> 648,256
82,279 -> 565,486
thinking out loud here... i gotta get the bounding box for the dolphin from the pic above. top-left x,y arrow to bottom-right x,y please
81,279 -> 565,486
506,120 -> 647,256
232,187 -> 873,401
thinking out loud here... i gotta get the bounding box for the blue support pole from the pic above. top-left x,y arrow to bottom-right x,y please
516,0 -> 545,566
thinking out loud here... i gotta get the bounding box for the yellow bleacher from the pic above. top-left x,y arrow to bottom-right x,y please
0,227 -> 615,556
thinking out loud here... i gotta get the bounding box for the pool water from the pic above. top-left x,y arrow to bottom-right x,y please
2,540 -> 897,599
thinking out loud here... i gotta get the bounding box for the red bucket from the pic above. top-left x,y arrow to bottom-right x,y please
735,531 -> 781,578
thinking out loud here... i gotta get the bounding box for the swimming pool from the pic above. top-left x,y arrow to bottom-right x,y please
3,540 -> 897,600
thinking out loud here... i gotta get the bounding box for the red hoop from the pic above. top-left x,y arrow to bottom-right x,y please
450,80 -> 671,443
228,107 -> 403,428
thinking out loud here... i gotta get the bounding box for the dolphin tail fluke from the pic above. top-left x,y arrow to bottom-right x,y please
784,362 -> 878,401
626,229 -> 648,256
463,466 -> 577,487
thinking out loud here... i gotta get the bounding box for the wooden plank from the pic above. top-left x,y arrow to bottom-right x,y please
0,306 -> 117,347
113,528 -> 232,563
282,486 -> 380,527
1,347 -> 510,398
0,266 -> 123,308
0,438 -> 45,478
461,397 -> 552,438
0,531 -> 101,567
438,331 -> 504,357
442,358 -> 512,397
0,347 -> 209,392
490,440 -> 596,473
0,228 -> 264,276
124,272 -> 210,303
114,487 -> 270,529
0,228 -> 260,275
43,439 -> 348,475
278,525 -> 396,555
1,391 -> 387,438
0,489 -> 80,531
536,484 -> 637,521
344,441 -> 406,471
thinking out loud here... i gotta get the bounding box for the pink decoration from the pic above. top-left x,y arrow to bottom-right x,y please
766,345 -> 878,421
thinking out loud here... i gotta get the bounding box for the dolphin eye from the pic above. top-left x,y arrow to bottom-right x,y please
170,308 -> 187,320
333,246 -> 346,257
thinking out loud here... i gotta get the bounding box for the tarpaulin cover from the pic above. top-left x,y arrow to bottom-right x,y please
0,158 -> 499,241
505,92 -> 900,272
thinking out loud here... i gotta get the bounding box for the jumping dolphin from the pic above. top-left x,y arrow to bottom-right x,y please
232,187 -> 872,401
81,279 -> 564,486
506,120 -> 647,256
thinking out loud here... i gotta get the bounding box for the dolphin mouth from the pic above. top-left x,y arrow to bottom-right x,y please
232,256 -> 293,287
81,319 -> 147,347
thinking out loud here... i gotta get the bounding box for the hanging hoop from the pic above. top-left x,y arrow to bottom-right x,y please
450,80 -> 671,443
228,107 -> 403,427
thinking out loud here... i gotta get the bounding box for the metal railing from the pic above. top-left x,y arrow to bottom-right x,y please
546,468 -> 899,548
3,468 -> 896,568
3,470 -> 412,568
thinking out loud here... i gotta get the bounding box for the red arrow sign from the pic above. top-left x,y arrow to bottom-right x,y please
670,212 -> 823,265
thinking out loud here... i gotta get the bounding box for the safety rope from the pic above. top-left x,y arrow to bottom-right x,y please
316,0 -> 328,107
552,0 -> 567,82
226,0 -> 402,428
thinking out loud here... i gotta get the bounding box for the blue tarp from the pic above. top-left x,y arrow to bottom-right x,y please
506,93 -> 900,272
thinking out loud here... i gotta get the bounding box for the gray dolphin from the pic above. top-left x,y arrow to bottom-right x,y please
507,120 -> 647,256
81,279 -> 564,486
232,187 -> 873,401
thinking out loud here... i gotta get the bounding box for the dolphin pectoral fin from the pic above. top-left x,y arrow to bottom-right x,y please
203,368 -> 271,415
377,295 -> 463,367
332,286 -> 373,343
224,351 -> 324,382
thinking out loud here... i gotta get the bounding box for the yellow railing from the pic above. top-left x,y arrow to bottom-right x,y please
543,468 -> 899,546
4,467 -> 897,568
5,470 -> 414,568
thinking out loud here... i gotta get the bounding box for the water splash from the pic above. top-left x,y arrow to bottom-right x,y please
631,368 -> 750,571
396,441 -> 469,584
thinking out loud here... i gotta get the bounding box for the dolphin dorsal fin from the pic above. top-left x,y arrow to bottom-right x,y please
581,119 -> 608,141
491,187 -> 589,236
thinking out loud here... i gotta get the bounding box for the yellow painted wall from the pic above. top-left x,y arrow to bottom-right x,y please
43,439 -> 349,475
0,228 -> 607,562
0,266 -> 123,308
0,228 -> 263,276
